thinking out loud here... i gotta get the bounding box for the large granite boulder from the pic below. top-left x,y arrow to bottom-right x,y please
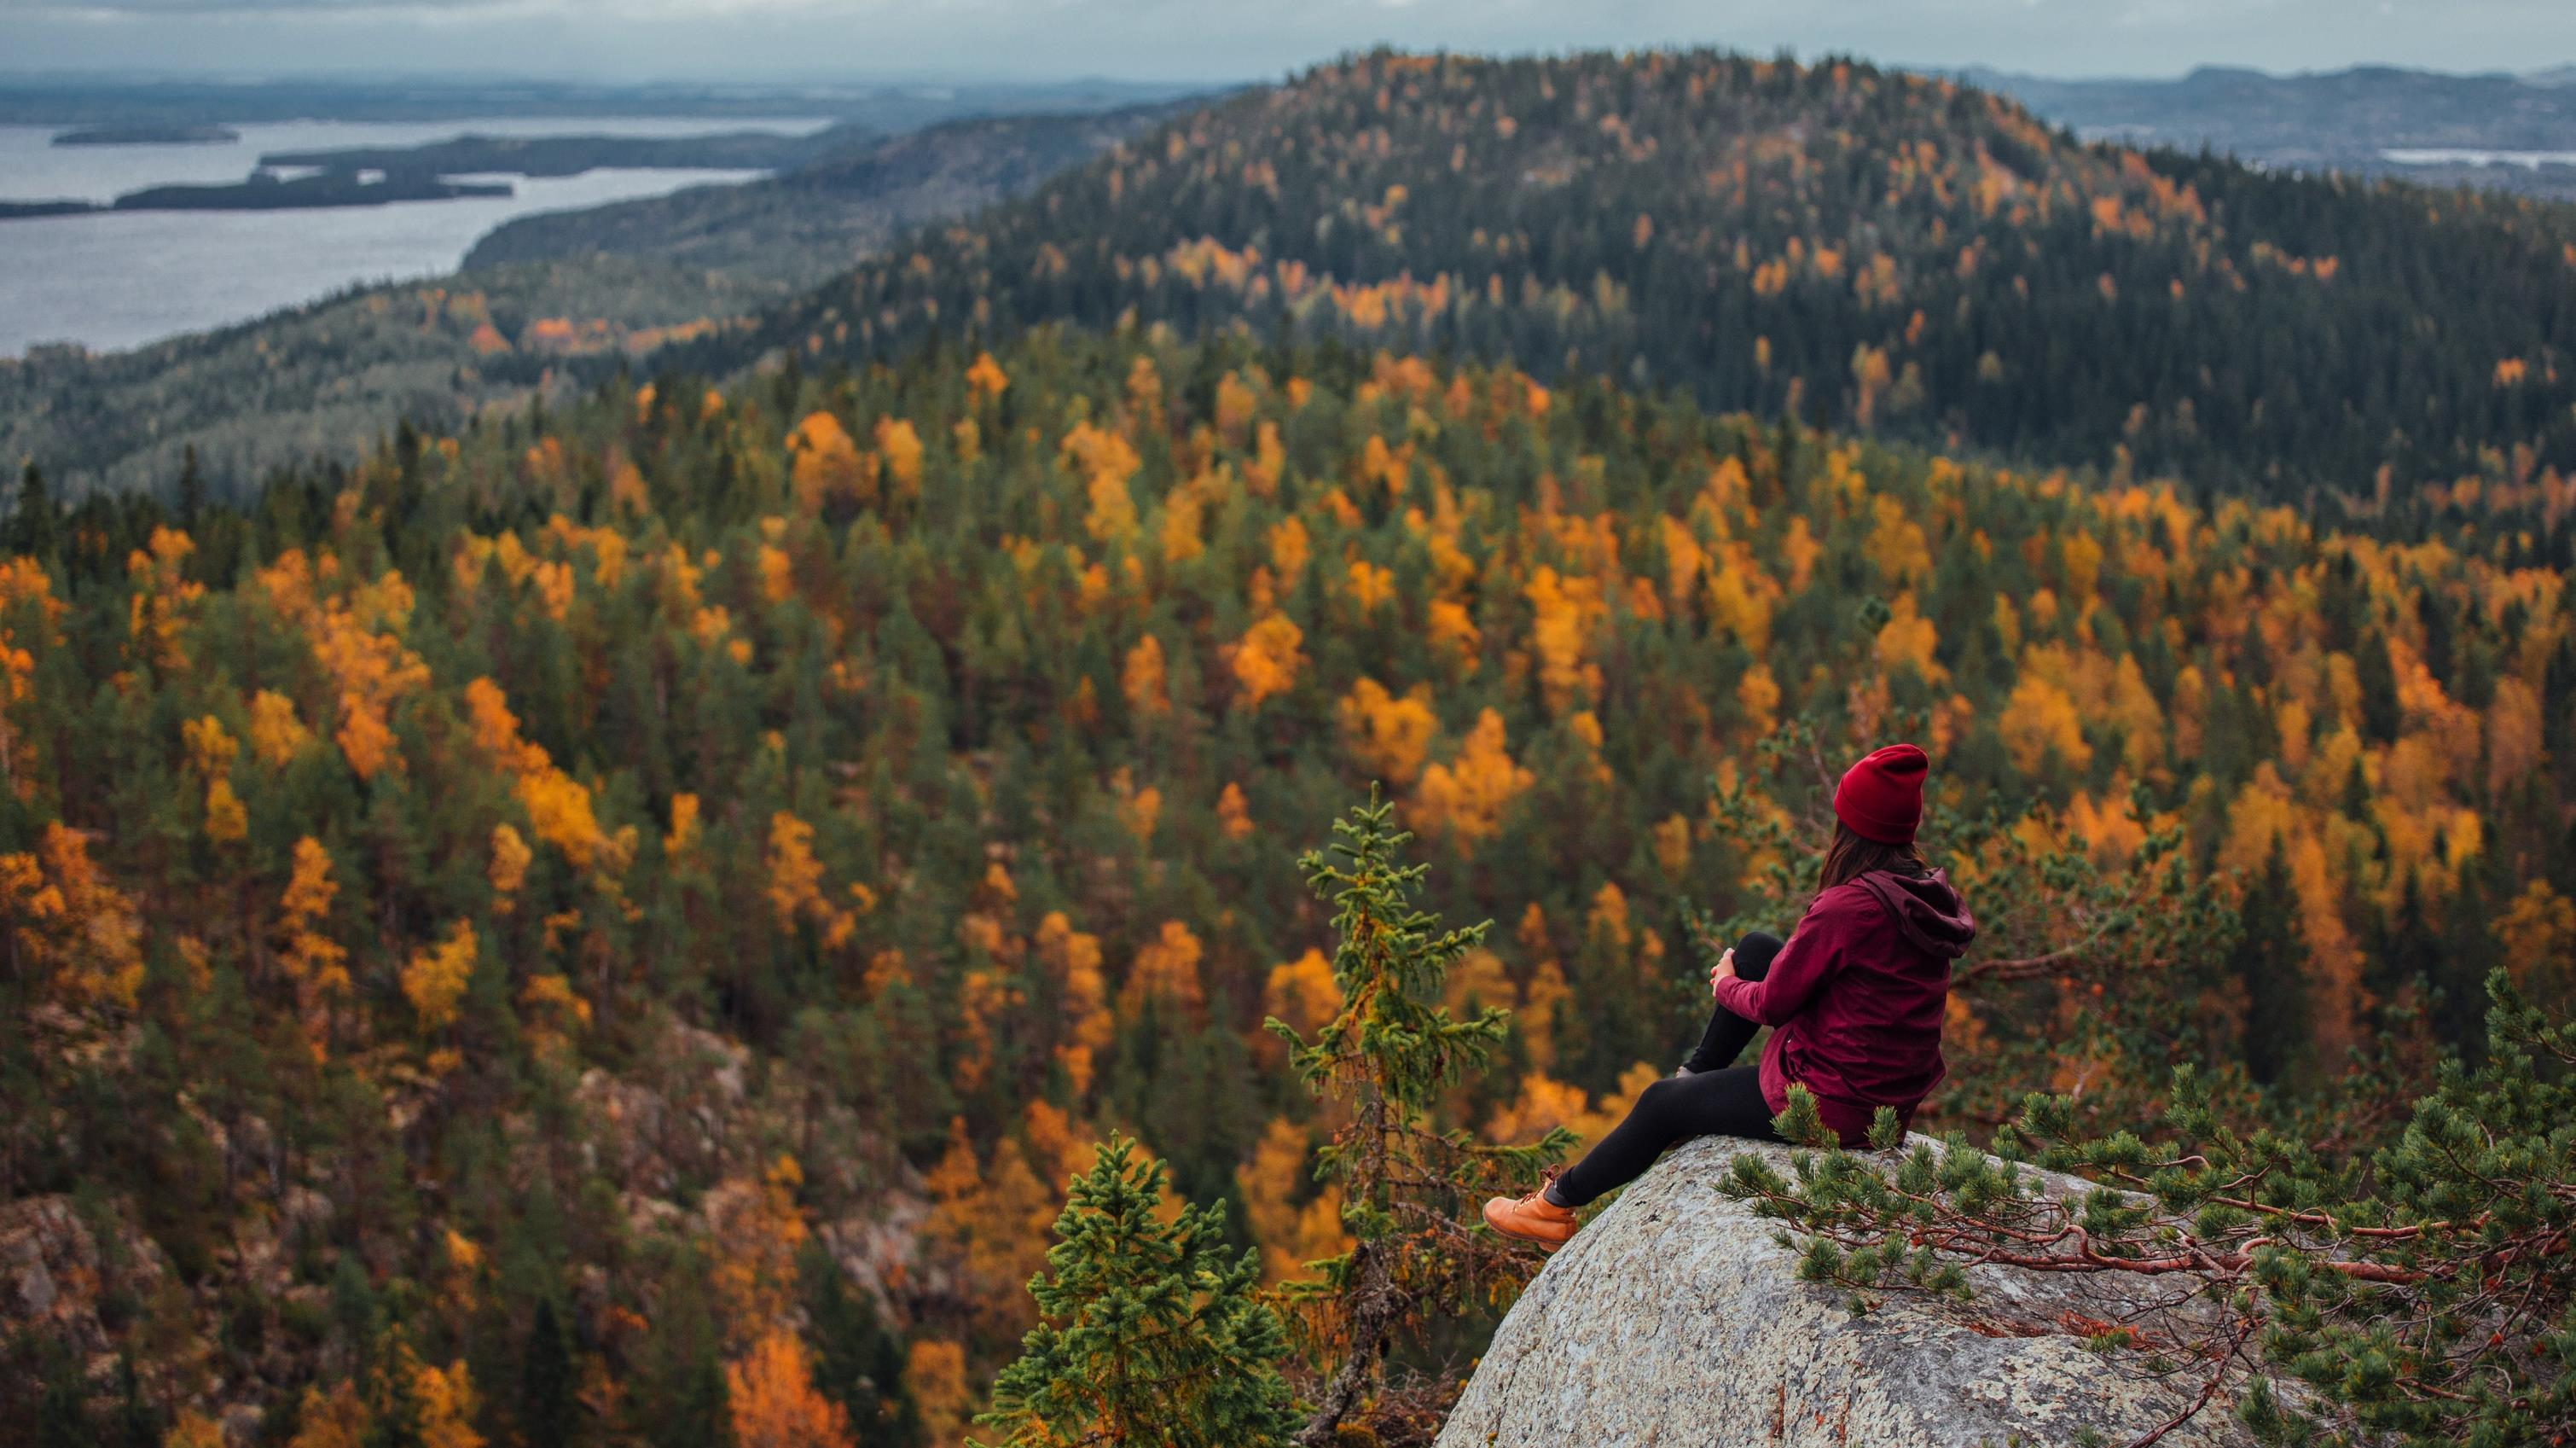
1436,1134 -> 2260,1448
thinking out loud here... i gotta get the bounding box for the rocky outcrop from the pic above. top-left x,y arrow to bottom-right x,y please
1438,1135 -> 2260,1448
0,1012 -> 937,1443
1,1192 -> 176,1369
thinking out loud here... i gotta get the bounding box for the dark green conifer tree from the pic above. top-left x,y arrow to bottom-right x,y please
2433,864 -> 2503,1060
362,1335 -> 427,1448
108,1354 -> 159,1448
2231,838 -> 2306,1085
798,1242 -> 920,1448
629,1267 -> 732,1448
974,1136 -> 1297,1448
32,1337 -> 94,1448
1558,891 -> 1662,1095
2376,870 -> 2444,1012
175,445 -> 206,528
9,462 -> 56,562
2354,628 -> 2402,745
1271,794 -> 1572,1445
519,1299 -> 575,1448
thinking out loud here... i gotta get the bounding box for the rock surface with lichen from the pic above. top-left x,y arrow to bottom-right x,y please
1436,1133 -> 2262,1448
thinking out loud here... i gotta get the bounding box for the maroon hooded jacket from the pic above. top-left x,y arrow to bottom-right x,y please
1709,868 -> 1976,1144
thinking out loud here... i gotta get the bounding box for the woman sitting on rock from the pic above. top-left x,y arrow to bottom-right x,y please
1483,743 -> 1976,1250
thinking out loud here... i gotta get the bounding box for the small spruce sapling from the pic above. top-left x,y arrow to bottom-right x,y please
1271,791 -> 1574,1445
975,1136 -> 1299,1448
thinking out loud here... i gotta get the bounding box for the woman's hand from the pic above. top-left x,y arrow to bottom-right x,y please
1709,947 -> 1737,998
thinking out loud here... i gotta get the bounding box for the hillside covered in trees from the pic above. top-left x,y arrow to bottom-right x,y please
6,318 -> 2571,1443
689,49 -> 2576,503
0,103 -> 1183,503
461,103 -> 1195,288
3,44 -> 2574,1448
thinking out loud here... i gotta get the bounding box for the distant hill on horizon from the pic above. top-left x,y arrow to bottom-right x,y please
678,48 -> 2576,503
461,98 -> 1200,288
1968,61 -> 2576,198
0,99 -> 1192,498
0,72 -> 1209,130
17,49 -> 2576,506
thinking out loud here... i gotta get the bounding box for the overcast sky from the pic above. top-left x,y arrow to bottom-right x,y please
3,0 -> 2572,85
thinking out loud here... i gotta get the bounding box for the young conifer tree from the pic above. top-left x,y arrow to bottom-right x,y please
974,1136 -> 1298,1448
1273,792 -> 1574,1445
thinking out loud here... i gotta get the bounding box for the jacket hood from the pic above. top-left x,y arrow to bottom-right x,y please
1849,868 -> 1976,959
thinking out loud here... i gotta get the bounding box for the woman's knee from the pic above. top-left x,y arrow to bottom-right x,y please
1732,929 -> 1784,980
1629,1075 -> 1691,1129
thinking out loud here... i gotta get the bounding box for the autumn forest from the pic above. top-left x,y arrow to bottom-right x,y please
5,48 -> 2575,1448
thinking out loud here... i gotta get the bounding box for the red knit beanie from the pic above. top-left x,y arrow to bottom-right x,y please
1834,743 -> 1929,845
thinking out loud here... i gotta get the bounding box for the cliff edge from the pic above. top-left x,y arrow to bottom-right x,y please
1436,1134 -> 2260,1448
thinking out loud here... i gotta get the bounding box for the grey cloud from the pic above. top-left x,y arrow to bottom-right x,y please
0,0 -> 2570,81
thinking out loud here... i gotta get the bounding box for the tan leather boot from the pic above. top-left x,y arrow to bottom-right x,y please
1482,1181 -> 1579,1250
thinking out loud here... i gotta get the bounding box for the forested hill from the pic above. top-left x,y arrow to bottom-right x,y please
685,49 -> 2576,502
8,325 -> 2572,1443
10,44 -> 2576,1448
462,102 -> 1193,287
0,105 -> 1181,501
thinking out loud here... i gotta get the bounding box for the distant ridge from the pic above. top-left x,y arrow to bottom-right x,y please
0,73 -> 1208,129
462,100 -> 1195,289
1964,62 -> 2576,196
17,50 -> 2576,505
0,96 -> 1203,497
680,48 -> 2576,500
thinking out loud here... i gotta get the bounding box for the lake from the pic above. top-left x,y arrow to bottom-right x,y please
2380,147 -> 2576,170
0,116 -> 828,357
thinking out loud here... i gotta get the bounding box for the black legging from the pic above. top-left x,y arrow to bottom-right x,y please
1549,931 -> 1784,1208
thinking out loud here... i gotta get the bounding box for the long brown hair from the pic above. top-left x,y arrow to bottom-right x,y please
1818,820 -> 1928,892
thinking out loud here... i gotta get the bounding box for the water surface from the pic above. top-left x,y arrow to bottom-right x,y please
0,117 -> 827,356
2379,147 -> 2576,169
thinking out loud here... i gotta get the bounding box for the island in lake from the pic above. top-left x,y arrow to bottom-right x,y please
0,167 -> 510,221
257,125 -> 856,177
2,126 -> 840,224
52,123 -> 241,146
2,121 -> 865,223
0,200 -> 99,219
